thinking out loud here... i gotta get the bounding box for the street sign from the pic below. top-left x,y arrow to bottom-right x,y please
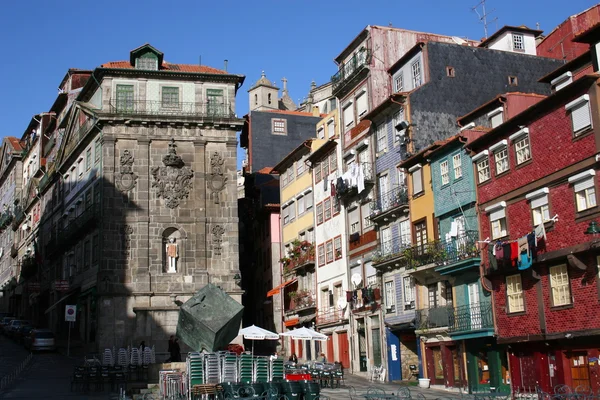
65,305 -> 76,322
54,280 -> 69,292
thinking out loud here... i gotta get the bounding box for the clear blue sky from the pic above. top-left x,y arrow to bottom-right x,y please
0,0 -> 595,168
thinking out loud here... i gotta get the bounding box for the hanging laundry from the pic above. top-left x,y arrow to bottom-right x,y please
502,243 -> 512,265
510,242 -> 519,266
488,243 -> 498,270
346,291 -> 353,302
449,221 -> 458,237
518,236 -> 528,254
373,288 -> 381,301
331,181 -> 336,197
518,252 -> 532,270
495,242 -> 504,260
535,223 -> 547,251
527,232 -> 537,260
357,164 -> 365,193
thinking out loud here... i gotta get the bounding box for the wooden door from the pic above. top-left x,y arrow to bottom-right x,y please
327,335 -> 334,363
570,353 -> 591,391
337,331 -> 350,369
450,346 -> 463,387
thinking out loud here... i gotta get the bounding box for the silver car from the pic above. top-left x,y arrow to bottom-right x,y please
24,329 -> 55,351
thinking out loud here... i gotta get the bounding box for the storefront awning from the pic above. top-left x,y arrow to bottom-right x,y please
284,318 -> 299,327
266,278 -> 297,297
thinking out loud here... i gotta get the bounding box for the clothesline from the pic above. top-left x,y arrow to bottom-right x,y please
477,214 -> 558,246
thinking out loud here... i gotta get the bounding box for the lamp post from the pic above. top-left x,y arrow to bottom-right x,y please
585,220 -> 600,237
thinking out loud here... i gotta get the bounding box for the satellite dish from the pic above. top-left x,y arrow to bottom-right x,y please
351,273 -> 362,287
337,297 -> 347,310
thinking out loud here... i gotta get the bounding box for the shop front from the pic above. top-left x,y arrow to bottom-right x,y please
423,338 -> 466,389
465,338 -> 510,393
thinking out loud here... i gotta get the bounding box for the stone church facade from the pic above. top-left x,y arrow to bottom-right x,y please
2,44 -> 244,353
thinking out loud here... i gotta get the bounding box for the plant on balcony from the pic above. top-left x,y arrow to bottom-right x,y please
281,240 -> 315,274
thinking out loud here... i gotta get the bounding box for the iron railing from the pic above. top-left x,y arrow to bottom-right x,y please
331,49 -> 372,93
57,205 -> 100,247
316,307 -> 345,326
448,301 -> 493,332
287,290 -> 316,312
370,186 -> 409,218
435,231 -> 480,267
416,306 -> 452,330
108,100 -> 235,119
372,239 -> 411,266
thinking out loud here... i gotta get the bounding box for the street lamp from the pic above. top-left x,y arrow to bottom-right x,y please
585,220 -> 600,236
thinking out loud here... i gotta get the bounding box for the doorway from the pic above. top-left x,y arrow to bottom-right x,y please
450,345 -> 464,387
337,331 -> 350,369
569,352 -> 591,391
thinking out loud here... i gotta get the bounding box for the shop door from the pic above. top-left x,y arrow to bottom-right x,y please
358,326 -> 368,372
337,332 -> 350,369
450,345 -> 463,387
430,346 -> 445,385
570,353 -> 591,391
387,329 -> 402,381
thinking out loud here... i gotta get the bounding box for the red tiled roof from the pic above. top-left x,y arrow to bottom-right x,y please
260,109 -> 320,117
100,61 -> 227,74
257,167 -> 274,174
7,137 -> 23,152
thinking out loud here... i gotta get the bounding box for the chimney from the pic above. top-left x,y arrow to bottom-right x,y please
224,60 -> 228,72
312,106 -> 320,117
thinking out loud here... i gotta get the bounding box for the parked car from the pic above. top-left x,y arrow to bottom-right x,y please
0,317 -> 15,335
24,329 -> 55,352
15,324 -> 34,344
7,320 -> 30,339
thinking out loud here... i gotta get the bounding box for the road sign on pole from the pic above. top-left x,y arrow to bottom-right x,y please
65,305 -> 76,322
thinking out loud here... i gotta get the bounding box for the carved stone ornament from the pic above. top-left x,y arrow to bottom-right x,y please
116,150 -> 138,192
212,225 -> 225,256
151,139 -> 194,209
209,152 -> 228,204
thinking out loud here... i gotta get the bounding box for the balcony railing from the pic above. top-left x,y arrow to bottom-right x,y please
348,229 -> 377,252
372,239 -> 411,267
331,48 -> 372,94
0,212 -> 13,231
448,301 -> 493,333
11,208 -> 25,231
10,244 -> 18,259
57,205 -> 100,248
20,256 -> 37,280
369,186 -> 409,222
316,307 -> 345,326
108,100 -> 235,119
284,252 -> 315,275
287,290 -> 316,312
416,306 -> 452,330
435,231 -> 480,268
336,162 -> 374,200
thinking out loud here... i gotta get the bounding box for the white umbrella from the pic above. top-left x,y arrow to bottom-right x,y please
237,325 -> 279,356
279,326 -> 328,342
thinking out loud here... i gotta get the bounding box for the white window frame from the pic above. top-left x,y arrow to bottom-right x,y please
385,281 -> 396,312
526,187 -> 550,226
394,73 -> 404,92
490,140 -> 509,175
509,128 -> 531,165
440,160 -> 449,185
452,153 -> 462,179
411,60 -> 422,88
512,33 -> 524,51
343,102 -> 354,127
376,123 -> 387,153
565,95 -> 592,136
297,195 -> 306,215
487,107 -> 504,128
305,190 -> 313,210
282,205 -> 290,225
551,71 -> 573,91
549,264 -> 571,307
317,127 -> 325,139
403,276 -> 415,310
569,170 -> 597,212
272,118 -> 287,135
296,157 -> 305,176
409,164 -> 423,195
506,274 -> 524,313
327,120 -> 335,139
473,150 -> 490,183
356,90 -> 368,117
485,201 -> 507,239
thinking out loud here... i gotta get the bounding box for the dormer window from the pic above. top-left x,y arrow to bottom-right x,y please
135,57 -> 158,71
512,33 -> 524,51
129,44 -> 163,71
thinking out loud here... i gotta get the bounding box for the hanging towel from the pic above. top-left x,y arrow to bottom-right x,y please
518,236 -> 528,254
527,232 -> 537,260
357,164 -> 365,194
331,181 -> 336,197
488,243 -> 498,270
535,223 -> 547,246
449,221 -> 458,237
495,242 -> 504,260
502,243 -> 511,262
510,242 -> 519,266
518,252 -> 532,270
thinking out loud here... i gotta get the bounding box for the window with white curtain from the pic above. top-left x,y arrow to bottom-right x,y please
356,91 -> 368,117
486,202 -> 507,239
403,276 -> 415,309
549,264 -> 571,306
440,160 -> 449,185
506,274 -> 524,313
526,188 -> 550,225
569,170 -> 597,212
385,281 -> 396,312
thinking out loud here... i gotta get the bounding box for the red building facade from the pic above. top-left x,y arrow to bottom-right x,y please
468,39 -> 600,393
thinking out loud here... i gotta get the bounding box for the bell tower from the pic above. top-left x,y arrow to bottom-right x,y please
248,71 -> 280,111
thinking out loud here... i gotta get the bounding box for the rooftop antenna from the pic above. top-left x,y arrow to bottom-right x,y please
472,0 -> 497,39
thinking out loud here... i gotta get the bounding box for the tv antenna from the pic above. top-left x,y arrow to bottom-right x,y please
472,0 -> 498,39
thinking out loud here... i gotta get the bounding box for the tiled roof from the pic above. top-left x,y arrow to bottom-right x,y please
259,109 -> 321,117
7,137 -> 23,152
257,167 -> 274,174
100,61 -> 227,74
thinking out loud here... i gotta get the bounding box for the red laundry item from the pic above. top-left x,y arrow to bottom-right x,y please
331,181 -> 336,196
510,242 -> 519,266
373,288 -> 381,301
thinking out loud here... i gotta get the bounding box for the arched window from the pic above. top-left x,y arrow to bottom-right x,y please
268,93 -> 272,104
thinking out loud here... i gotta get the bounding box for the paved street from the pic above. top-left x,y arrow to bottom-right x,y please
0,335 -> 462,399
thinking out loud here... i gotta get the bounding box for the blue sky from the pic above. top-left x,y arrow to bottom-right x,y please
0,0 -> 595,168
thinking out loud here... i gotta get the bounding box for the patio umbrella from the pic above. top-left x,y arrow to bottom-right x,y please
237,325 -> 279,356
279,326 -> 328,341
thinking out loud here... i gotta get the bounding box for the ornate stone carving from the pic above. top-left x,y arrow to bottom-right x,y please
209,152 -> 228,204
212,225 -> 225,256
122,225 -> 133,257
151,139 -> 194,209
116,150 -> 138,192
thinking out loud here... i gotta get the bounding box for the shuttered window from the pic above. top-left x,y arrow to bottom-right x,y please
566,95 -> 592,136
356,91 -> 368,117
411,167 -> 423,195
506,274 -> 524,313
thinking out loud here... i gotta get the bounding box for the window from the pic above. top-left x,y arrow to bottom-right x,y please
508,76 -> 518,86
551,71 -> 573,91
296,158 -> 305,176
349,207 -> 360,233
115,84 -> 134,111
440,160 -> 449,185
329,98 -> 337,112
476,157 -> 490,183
281,169 -> 289,187
136,56 -> 158,70
361,202 -> 371,229
378,174 -> 389,199
84,240 -> 91,269
326,240 -> 334,263
161,87 -> 180,108
321,288 -> 329,309
86,149 -> 92,171
549,264 -> 571,306
327,121 -> 335,139
94,140 -> 101,162
446,66 -> 455,77
85,191 -> 92,209
566,95 -> 592,136
411,61 -> 422,88
65,175 -> 70,194
506,274 -> 524,313
316,202 -> 324,225
332,196 -> 340,215
403,276 -> 415,309
289,200 -> 296,222
493,144 -> 509,175
324,198 -> 332,221
306,228 -> 314,243
305,192 -> 313,210
92,234 -> 99,263
318,244 -> 325,267
206,88 -> 224,116
393,108 -> 405,143
512,33 -> 524,51
315,162 -> 322,182
268,93 -> 272,105
486,202 -> 507,239
330,151 -> 337,173
568,170 -> 597,212
334,236 -> 342,260
515,136 -> 531,165
400,220 -> 411,247
317,127 -> 325,139
356,91 -> 368,117
322,155 -> 330,178
488,108 -> 503,128
282,205 -> 290,225
452,154 -> 462,179
297,196 -> 305,215
272,118 -> 287,135
376,123 -> 387,153
410,165 -> 423,195
526,188 -> 550,226
385,281 -> 396,312
343,102 -> 354,127
394,73 -> 404,92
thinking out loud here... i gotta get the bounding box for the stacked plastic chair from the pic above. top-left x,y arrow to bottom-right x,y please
142,347 -> 153,365
102,349 -> 114,366
204,352 -> 220,384
220,352 -> 238,382
117,348 -> 128,367
150,345 -> 156,364
270,358 -> 284,381
254,356 -> 269,383
187,352 -> 204,388
130,347 -> 141,366
239,353 -> 253,384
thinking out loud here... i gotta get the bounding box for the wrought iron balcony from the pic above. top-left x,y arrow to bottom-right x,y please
448,301 -> 493,333
283,246 -> 315,276
415,306 -> 452,330
372,239 -> 411,268
0,212 -> 13,231
316,307 -> 346,326
331,48 -> 372,96
286,290 -> 316,313
369,186 -> 409,223
58,205 -> 100,247
336,162 -> 374,200
434,231 -> 480,272
11,208 -> 25,231
20,256 -> 37,280
108,100 -> 235,119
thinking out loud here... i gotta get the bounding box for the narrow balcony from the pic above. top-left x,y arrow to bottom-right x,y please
331,48 -> 372,97
10,244 -> 18,259
415,306 -> 452,331
285,290 -> 316,313
57,205 -> 100,247
0,212 -> 13,232
448,301 -> 494,335
369,186 -> 409,224
107,100 -> 235,119
282,243 -> 315,276
348,229 -> 377,252
434,231 -> 480,275
336,162 -> 374,200
316,307 -> 346,326
372,239 -> 411,269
